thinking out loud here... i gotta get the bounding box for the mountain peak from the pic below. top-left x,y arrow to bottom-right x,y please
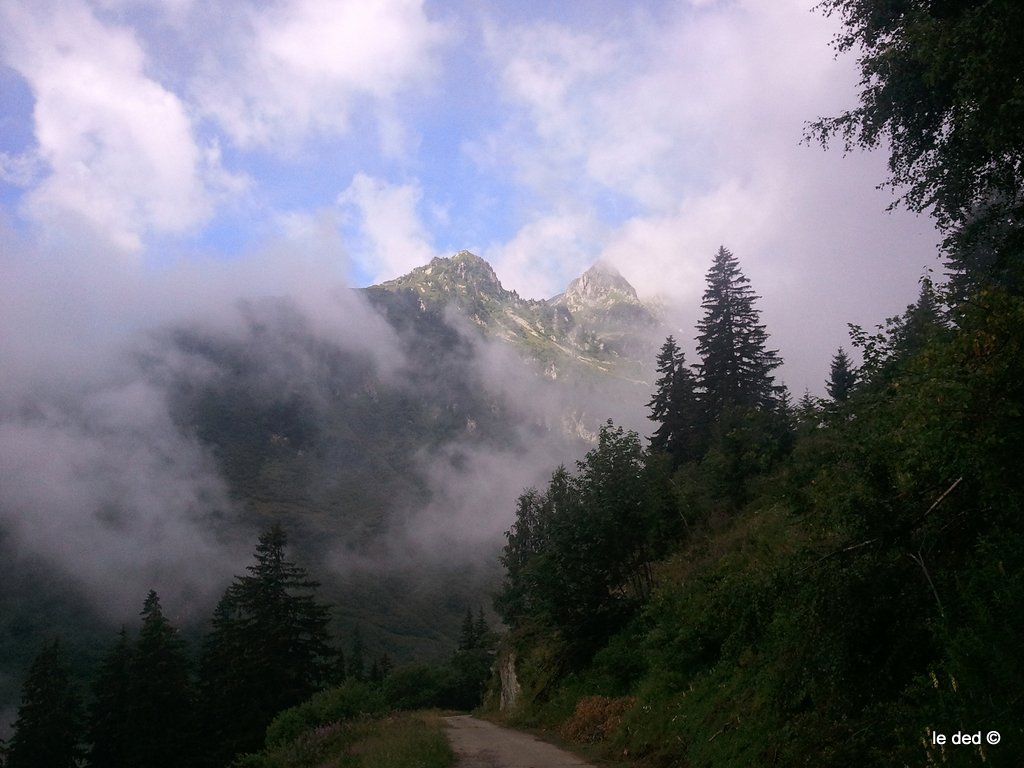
376,250 -> 512,304
371,250 -> 660,382
553,261 -> 641,314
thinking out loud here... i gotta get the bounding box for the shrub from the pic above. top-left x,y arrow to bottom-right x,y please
559,695 -> 636,744
264,680 -> 385,748
382,663 -> 458,711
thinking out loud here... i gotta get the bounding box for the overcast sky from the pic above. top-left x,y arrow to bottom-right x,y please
1,0 -> 940,394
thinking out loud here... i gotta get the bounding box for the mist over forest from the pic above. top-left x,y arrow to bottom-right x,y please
3,1 -> 1022,767
0,241 -> 664,724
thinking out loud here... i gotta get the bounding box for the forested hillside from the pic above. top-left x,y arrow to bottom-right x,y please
491,2 -> 1024,765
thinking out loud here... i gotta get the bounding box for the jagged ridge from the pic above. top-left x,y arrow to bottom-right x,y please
372,251 -> 660,380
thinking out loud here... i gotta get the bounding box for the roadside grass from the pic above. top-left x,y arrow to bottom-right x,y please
234,711 -> 454,768
349,712 -> 454,768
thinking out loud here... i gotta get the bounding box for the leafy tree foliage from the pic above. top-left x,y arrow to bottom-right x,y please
503,280 -> 1024,765
6,640 -> 83,768
807,0 -> 1024,286
648,336 -> 702,465
493,482 -> 559,629
849,276 -> 950,386
497,2 -> 1024,764
695,247 -> 782,414
497,423 -> 675,646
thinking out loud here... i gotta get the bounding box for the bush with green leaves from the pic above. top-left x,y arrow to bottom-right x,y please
264,680 -> 385,748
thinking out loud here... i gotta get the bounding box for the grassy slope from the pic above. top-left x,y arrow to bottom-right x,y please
236,703 -> 454,768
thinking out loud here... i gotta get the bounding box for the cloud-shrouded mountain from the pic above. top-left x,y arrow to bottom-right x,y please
0,250 -> 664,718
377,250 -> 660,380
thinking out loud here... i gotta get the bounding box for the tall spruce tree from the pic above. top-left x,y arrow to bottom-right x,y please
474,607 -> 489,647
196,524 -> 335,762
826,348 -> 857,402
347,625 -> 365,682
648,336 -> 702,465
457,608 -> 477,652
125,591 -> 194,768
86,628 -> 132,768
695,247 -> 782,415
195,593 -> 250,768
237,524 -> 335,701
6,640 -> 83,768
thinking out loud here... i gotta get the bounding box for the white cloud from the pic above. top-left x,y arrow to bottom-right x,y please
0,214 -> 408,619
478,0 -> 941,391
92,0 -> 197,16
475,22 -> 622,206
0,150 -> 43,187
194,0 -> 448,150
0,385 -> 236,620
337,173 -> 440,283
0,0 -> 242,252
484,209 -> 604,299
480,1 -> 845,212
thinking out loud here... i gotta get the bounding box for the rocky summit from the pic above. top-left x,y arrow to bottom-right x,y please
372,251 -> 661,382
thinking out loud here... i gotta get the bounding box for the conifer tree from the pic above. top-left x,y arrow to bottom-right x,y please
796,388 -> 821,432
458,608 -> 477,652
826,348 -> 857,402
195,593 -> 250,768
695,247 -> 782,415
196,524 -> 335,761
239,524 -> 336,696
125,591 -> 194,768
895,276 -> 947,359
648,336 -> 702,465
6,640 -> 83,768
86,628 -> 132,768
377,652 -> 393,681
851,276 -> 951,385
474,607 -> 489,647
347,625 -> 365,682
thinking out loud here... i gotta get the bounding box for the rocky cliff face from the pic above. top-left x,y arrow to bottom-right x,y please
498,650 -> 522,712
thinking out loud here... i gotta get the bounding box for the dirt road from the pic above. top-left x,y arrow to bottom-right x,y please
444,715 -> 595,768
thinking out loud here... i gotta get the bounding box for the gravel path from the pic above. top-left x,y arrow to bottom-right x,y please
444,715 -> 595,768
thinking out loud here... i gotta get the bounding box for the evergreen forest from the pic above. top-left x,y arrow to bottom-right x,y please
3,1 -> 1023,766
2,525 -> 493,768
